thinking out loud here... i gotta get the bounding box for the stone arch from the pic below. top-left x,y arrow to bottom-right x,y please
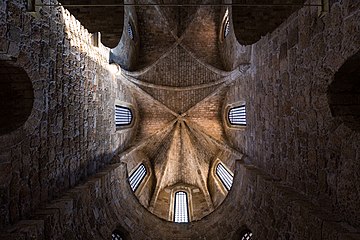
0,60 -> 34,135
328,50 -> 360,131
0,54 -> 43,151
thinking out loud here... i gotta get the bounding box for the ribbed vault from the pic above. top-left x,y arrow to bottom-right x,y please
109,0 -> 248,221
117,41 -> 243,221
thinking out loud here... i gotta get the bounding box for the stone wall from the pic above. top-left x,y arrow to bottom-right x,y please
0,0 -> 136,229
0,60 -> 34,135
1,159 -> 358,239
1,0 -> 359,238
225,0 -> 360,230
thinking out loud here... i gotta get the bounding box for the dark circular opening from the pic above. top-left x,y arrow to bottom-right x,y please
328,51 -> 360,131
0,60 -> 34,135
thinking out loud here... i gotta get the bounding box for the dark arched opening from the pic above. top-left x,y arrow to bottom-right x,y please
112,226 -> 131,240
233,227 -> 253,240
0,60 -> 34,135
328,51 -> 360,131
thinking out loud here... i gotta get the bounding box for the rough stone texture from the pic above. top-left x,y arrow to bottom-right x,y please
225,0 -> 360,230
0,0 -> 360,239
0,0 -> 136,229
1,161 -> 359,240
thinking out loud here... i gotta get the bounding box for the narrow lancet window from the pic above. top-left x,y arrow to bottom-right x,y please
115,105 -> 132,127
127,22 -> 134,40
112,231 -> 124,240
223,16 -> 230,38
240,230 -> 253,240
216,163 -> 233,191
129,164 -> 146,191
222,8 -> 230,39
228,105 -> 246,126
174,191 -> 189,223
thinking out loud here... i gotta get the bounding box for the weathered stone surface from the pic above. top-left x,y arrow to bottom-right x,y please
0,0 -> 359,239
225,0 -> 360,231
0,0 -> 136,229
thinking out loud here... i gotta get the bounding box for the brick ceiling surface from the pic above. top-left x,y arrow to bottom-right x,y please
60,0 -> 302,221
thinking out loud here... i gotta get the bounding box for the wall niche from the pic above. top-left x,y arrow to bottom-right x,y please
0,60 -> 34,135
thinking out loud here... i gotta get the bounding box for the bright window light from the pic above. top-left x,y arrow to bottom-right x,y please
112,231 -> 123,240
228,105 -> 246,126
127,22 -> 134,40
129,164 -> 146,191
241,230 -> 253,240
174,191 -> 189,223
115,105 -> 132,127
216,163 -> 233,191
224,16 -> 230,38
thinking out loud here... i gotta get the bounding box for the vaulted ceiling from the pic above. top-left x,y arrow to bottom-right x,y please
59,0 -> 305,47
59,0 -> 305,221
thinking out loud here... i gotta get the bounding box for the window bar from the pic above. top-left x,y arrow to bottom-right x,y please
228,105 -> 246,125
127,22 -> 134,40
217,167 -> 232,190
174,191 -> 189,223
217,164 -> 233,184
129,164 -> 146,191
115,105 -> 132,126
223,17 -> 230,38
129,165 -> 146,191
241,231 -> 253,240
216,163 -> 234,191
112,232 -> 123,240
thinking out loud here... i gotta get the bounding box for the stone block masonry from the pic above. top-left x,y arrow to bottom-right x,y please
225,0 -> 360,230
0,0 -> 136,229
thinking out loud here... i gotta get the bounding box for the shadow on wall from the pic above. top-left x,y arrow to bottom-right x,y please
0,60 -> 34,135
0,1 -> 136,230
328,50 -> 360,131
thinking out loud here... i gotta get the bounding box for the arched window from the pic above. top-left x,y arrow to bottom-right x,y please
222,8 -> 230,39
240,229 -> 253,240
174,191 -> 189,223
111,231 -> 124,240
228,105 -> 246,126
112,230 -> 124,240
115,105 -> 133,127
216,163 -> 233,191
127,21 -> 134,40
129,164 -> 147,191
223,16 -> 230,38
